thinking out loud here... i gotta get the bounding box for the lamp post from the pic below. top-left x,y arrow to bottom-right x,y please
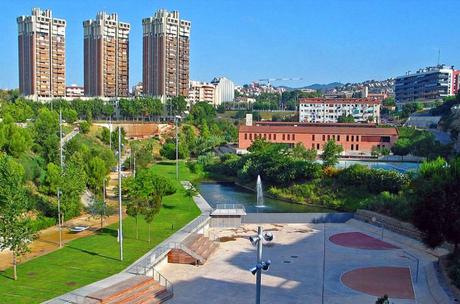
249,226 -> 273,304
115,98 -> 123,262
175,115 -> 181,180
58,109 -> 63,248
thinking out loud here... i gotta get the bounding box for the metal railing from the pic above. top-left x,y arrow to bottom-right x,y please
182,214 -> 210,233
205,230 -> 219,242
126,245 -> 170,274
215,203 -> 246,211
151,267 -> 174,294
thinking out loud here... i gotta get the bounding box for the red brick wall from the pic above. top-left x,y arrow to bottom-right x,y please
238,130 -> 397,154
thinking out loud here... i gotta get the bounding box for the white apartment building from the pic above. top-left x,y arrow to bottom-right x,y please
211,77 -> 235,105
299,98 -> 381,123
188,81 -> 216,106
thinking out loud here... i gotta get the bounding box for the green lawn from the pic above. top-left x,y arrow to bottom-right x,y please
0,161 -> 201,304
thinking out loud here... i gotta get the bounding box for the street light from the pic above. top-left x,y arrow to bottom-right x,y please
249,226 -> 273,304
175,115 -> 181,180
372,216 -> 384,240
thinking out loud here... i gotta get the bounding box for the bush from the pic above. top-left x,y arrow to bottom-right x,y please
448,254 -> 460,289
362,191 -> 411,221
338,164 -> 410,194
30,215 -> 56,232
80,120 -> 90,134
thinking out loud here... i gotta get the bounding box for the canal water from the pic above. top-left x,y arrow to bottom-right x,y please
199,182 -> 332,213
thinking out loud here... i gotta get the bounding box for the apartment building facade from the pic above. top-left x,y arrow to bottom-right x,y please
83,12 -> 130,97
299,98 -> 381,124
395,65 -> 460,104
17,8 -> 66,98
188,81 -> 215,106
142,10 -> 191,98
238,121 -> 398,155
211,76 -> 235,105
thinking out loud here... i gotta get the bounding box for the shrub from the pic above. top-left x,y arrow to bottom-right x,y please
362,191 -> 411,221
338,164 -> 409,194
30,215 -> 56,232
79,120 -> 90,134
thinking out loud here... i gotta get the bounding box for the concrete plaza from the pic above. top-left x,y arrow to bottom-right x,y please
158,221 -> 451,304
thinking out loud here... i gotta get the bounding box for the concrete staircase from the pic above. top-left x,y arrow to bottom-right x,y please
167,234 -> 218,265
85,275 -> 172,304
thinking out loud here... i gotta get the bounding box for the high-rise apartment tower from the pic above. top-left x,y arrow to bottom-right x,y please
142,10 -> 191,98
17,8 -> 66,98
83,12 -> 130,97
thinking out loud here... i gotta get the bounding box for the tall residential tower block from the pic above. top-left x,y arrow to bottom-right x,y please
83,12 -> 130,97
142,10 -> 191,98
17,8 -> 66,98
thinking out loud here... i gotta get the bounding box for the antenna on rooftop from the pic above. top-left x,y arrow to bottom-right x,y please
437,49 -> 441,66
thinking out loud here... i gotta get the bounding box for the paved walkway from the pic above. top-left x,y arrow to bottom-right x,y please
159,222 -> 453,304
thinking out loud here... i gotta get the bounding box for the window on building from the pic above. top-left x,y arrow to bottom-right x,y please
332,135 -> 335,140
312,134 -> 315,141
263,133 -> 267,139
351,135 -> 354,142
317,143 -> 320,150
274,134 -> 277,140
337,135 -> 341,141
269,134 -> 272,140
346,135 -> 349,142
312,143 -> 315,149
351,144 -> 354,151
287,134 -> 291,140
282,134 -> 285,140
292,134 -> 296,140
356,136 -> 359,142
249,133 -> 252,140
322,135 -> 325,141
244,133 -> 247,140
356,144 -> 359,150
327,135 -> 330,140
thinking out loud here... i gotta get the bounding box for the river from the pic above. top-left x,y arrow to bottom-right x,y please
199,182 -> 332,213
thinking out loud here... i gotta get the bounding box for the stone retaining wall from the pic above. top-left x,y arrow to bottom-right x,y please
354,209 -> 422,240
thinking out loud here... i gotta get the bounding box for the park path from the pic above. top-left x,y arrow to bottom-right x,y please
0,169 -> 130,271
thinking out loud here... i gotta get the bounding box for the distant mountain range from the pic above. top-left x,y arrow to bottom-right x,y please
279,82 -> 343,91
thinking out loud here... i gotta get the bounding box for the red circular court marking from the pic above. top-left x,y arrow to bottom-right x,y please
341,267 -> 415,299
329,232 -> 399,250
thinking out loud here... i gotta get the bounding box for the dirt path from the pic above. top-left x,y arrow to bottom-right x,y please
0,170 -> 131,271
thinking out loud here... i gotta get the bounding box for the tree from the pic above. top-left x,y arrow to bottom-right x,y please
411,157 -> 460,253
87,199 -> 115,228
320,140 -> 343,168
290,143 -> 317,161
87,156 -> 107,192
62,108 -> 78,123
33,108 -> 59,163
60,153 -> 87,220
80,120 -> 90,134
0,115 -> 33,157
337,114 -> 355,123
0,154 -> 36,280
167,96 -> 187,116
125,169 -> 176,243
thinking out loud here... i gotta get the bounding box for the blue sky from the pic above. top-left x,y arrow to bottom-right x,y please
1,0 -> 459,89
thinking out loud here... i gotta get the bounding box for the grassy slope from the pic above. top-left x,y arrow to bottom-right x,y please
0,162 -> 200,304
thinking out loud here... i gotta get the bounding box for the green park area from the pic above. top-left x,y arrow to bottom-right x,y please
0,162 -> 200,304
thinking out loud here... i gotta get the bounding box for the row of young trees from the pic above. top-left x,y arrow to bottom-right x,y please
0,95 -> 189,123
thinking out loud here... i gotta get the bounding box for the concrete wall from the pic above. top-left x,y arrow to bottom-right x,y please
242,212 -> 354,224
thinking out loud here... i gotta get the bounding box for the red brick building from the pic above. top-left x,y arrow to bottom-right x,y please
238,122 -> 398,155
